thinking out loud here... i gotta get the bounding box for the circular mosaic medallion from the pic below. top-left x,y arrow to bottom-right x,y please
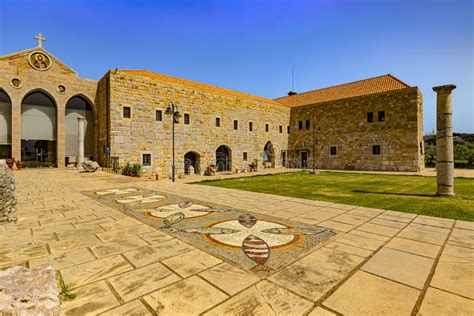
57,84 -> 66,94
28,51 -> 51,71
10,78 -> 22,88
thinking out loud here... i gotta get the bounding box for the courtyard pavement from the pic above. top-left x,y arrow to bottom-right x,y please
1,169 -> 473,315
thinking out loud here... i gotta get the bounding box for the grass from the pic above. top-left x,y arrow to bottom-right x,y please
59,283 -> 76,302
197,171 -> 474,221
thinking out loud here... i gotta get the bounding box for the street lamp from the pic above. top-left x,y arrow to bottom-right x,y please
165,102 -> 180,182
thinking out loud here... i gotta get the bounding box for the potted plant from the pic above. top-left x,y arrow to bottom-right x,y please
248,161 -> 257,172
6,158 -> 14,169
16,160 -> 23,169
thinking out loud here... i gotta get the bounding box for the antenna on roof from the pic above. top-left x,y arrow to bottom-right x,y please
288,65 -> 297,96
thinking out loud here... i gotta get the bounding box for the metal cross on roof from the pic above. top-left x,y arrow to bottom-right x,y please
34,33 -> 46,48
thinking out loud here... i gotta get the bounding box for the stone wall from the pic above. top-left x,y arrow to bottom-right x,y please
104,70 -> 290,178
288,87 -> 424,172
0,161 -> 17,222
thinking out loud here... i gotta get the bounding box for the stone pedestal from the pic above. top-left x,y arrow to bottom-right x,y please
433,84 -> 456,196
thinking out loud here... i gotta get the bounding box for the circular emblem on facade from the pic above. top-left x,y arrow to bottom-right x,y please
57,84 -> 66,94
10,78 -> 23,89
28,51 -> 51,71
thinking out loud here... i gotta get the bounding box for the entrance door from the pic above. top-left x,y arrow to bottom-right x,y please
300,151 -> 308,168
216,145 -> 231,172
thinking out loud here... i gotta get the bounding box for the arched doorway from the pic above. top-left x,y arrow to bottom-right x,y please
65,96 -> 95,166
0,90 -> 12,159
216,145 -> 231,172
21,91 -> 57,167
263,141 -> 275,168
184,151 -> 200,174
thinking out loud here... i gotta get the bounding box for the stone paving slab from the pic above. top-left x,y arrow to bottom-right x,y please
1,169 -> 473,315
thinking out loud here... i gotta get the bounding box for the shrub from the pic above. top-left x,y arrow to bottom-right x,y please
122,162 -> 142,177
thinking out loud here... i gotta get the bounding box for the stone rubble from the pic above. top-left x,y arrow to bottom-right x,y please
0,160 -> 17,223
0,264 -> 61,315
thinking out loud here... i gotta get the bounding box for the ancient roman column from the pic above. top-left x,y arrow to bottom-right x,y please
77,117 -> 85,171
433,84 -> 456,196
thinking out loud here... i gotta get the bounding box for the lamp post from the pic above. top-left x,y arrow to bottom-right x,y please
165,102 -> 179,182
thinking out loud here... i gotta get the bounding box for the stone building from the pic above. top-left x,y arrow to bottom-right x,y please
0,36 -> 424,177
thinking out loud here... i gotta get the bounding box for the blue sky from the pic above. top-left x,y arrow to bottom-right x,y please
1,0 -> 472,132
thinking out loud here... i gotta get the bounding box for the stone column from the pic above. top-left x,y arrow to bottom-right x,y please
77,117 -> 85,171
433,84 -> 456,196
56,106 -> 65,168
11,98 -> 21,161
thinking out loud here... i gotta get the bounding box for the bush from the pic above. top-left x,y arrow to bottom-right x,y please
454,160 -> 474,169
122,162 -> 142,177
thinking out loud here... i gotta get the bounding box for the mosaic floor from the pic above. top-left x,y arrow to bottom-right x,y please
84,187 -> 336,277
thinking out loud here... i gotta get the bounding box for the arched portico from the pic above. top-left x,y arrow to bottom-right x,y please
216,145 -> 232,172
21,90 -> 57,167
184,151 -> 200,174
65,95 -> 95,166
0,90 -> 12,159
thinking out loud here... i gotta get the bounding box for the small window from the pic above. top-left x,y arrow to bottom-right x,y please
234,120 -> 238,130
123,106 -> 131,118
372,145 -> 381,155
367,112 -> 374,123
287,126 -> 290,134
298,121 -> 303,129
378,111 -> 385,122
142,153 -> 152,166
249,122 -> 253,131
243,152 -> 248,161
330,146 -> 337,156
306,120 -> 310,130
279,125 -> 283,133
215,117 -> 220,127
265,124 -> 269,132
156,110 -> 162,121
184,113 -> 190,125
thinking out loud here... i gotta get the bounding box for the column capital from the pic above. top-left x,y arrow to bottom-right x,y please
433,84 -> 456,94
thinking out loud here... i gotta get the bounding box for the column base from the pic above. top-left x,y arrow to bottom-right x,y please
436,192 -> 455,197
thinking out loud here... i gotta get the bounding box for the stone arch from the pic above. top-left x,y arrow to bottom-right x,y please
215,145 -> 232,172
65,95 -> 95,166
262,141 -> 276,168
184,151 -> 201,175
0,89 -> 12,159
21,89 -> 58,167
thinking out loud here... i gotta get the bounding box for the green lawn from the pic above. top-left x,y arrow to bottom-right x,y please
196,172 -> 474,221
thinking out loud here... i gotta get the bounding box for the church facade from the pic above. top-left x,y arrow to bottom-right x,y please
0,38 -> 424,177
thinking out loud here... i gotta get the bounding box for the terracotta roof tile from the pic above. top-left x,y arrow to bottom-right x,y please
275,74 -> 410,107
119,69 -> 281,105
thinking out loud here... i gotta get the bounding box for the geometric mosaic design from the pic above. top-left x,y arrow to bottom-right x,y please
84,187 -> 336,277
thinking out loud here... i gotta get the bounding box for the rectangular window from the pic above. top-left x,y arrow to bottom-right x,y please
306,120 -> 310,129
142,153 -> 152,166
378,111 -> 385,122
265,124 -> 269,132
330,146 -> 337,156
123,106 -> 131,118
372,145 -> 381,155
298,121 -> 303,129
243,152 -> 248,161
184,113 -> 190,125
287,126 -> 290,134
156,110 -> 162,121
234,120 -> 238,130
367,112 -> 374,123
249,122 -> 253,131
215,117 -> 220,127
279,125 -> 283,133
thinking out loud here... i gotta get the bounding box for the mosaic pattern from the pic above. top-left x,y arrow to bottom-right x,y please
84,187 -> 336,277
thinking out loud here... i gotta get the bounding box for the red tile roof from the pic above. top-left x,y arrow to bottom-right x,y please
275,74 -> 410,107
119,69 -> 281,105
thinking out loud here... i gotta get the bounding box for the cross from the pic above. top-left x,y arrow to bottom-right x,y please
34,33 -> 46,48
